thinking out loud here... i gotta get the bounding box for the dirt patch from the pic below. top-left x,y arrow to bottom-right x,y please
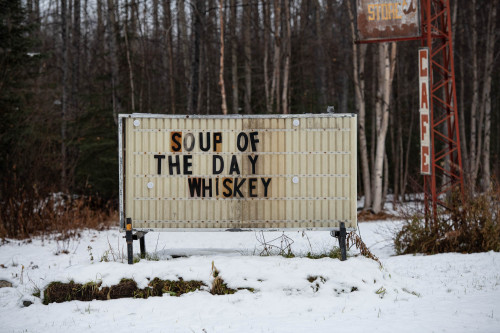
109,279 -> 138,299
357,210 -> 399,221
43,278 -> 207,304
149,277 -> 206,297
43,281 -> 99,304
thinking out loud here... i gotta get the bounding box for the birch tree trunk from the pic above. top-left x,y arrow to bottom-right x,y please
219,0 -> 228,115
106,0 -> 122,124
61,0 -> 69,191
263,0 -> 271,113
281,0 -> 291,114
124,27 -> 136,112
271,0 -> 281,114
230,0 -> 238,114
480,0 -> 497,191
401,109 -> 414,201
372,42 -> 397,214
162,0 -> 176,114
313,0 -> 326,109
71,0 -> 80,113
347,0 -> 371,209
188,0 -> 202,114
457,3 -> 468,180
243,0 -> 252,114
178,0 -> 191,111
469,0 -> 480,186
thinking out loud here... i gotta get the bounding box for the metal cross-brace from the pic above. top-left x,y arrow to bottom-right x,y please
420,0 -> 465,223
125,218 -> 147,264
330,222 -> 347,261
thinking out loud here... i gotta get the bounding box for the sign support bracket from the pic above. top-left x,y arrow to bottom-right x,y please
331,222 -> 347,261
125,218 -> 148,264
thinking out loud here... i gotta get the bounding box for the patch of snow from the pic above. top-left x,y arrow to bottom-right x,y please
0,222 -> 499,333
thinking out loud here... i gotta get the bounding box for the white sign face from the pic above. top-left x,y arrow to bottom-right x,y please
419,48 -> 431,175
119,114 -> 358,231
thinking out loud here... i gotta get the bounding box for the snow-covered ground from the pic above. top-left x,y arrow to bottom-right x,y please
1,220 -> 499,333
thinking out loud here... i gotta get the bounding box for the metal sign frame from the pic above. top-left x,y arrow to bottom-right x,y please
118,113 -> 358,233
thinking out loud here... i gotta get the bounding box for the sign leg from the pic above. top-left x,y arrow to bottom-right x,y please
139,234 -> 146,259
331,222 -> 347,261
126,218 -> 133,264
339,222 -> 347,261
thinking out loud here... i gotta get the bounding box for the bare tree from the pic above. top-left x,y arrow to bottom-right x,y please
230,0 -> 238,114
123,25 -> 136,112
219,0 -> 228,114
271,0 -> 281,113
178,0 -> 191,111
281,0 -> 291,114
243,0 -> 252,114
106,0 -> 122,123
61,0 -> 69,191
188,0 -> 203,114
469,0 -> 480,186
480,0 -> 497,190
162,0 -> 176,114
71,0 -> 80,113
313,0 -> 326,109
372,42 -> 397,214
347,0 -> 370,209
263,0 -> 271,113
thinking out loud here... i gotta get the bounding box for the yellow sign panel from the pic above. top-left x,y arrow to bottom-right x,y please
119,114 -> 357,230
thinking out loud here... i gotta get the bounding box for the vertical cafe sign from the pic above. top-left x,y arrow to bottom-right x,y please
356,0 -> 421,41
419,47 -> 431,175
119,114 -> 358,231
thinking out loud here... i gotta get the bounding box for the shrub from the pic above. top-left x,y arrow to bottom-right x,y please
394,187 -> 500,254
0,185 -> 116,239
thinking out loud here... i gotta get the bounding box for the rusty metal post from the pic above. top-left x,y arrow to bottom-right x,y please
139,234 -> 146,259
126,218 -> 133,264
331,222 -> 347,261
339,222 -> 347,261
421,0 -> 465,225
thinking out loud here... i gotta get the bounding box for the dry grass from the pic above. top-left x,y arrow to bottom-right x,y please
357,210 -> 399,222
0,189 -> 117,239
347,231 -> 382,266
210,261 -> 237,295
394,187 -> 500,254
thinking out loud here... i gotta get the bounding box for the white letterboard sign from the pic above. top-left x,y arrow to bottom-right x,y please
119,114 -> 357,231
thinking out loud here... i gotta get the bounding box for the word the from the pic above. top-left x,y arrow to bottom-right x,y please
153,154 -> 260,175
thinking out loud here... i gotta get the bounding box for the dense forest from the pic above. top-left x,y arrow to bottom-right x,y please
0,0 -> 499,228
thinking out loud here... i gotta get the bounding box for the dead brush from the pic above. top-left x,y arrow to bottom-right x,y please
394,185 -> 500,254
255,231 -> 295,257
347,231 -> 382,267
210,261 -> 236,295
0,186 -> 117,239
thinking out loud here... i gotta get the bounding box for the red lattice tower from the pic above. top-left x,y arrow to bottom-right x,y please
356,0 -> 465,220
421,0 -> 464,221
